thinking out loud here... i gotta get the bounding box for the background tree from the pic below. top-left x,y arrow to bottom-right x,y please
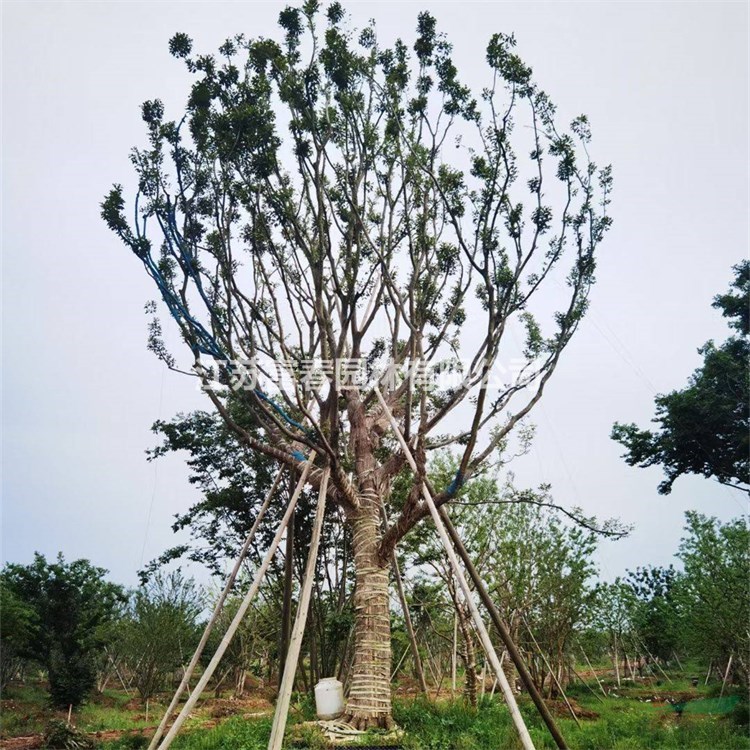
1,554 -> 125,707
103,3 -> 612,727
592,580 -> 636,687
121,572 -> 202,702
613,261 -> 749,494
625,565 -> 681,663
0,579 -> 36,692
676,512 -> 750,689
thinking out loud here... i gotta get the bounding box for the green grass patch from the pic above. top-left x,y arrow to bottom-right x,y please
5,679 -> 749,750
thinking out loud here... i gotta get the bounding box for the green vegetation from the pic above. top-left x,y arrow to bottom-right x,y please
613,260 -> 749,495
1,554 -> 126,707
119,572 -> 203,701
3,669 -> 748,750
3,506 -> 747,748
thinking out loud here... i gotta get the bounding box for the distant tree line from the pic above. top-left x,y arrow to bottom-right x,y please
2,500 -> 746,710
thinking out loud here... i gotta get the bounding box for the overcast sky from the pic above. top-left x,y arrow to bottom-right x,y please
2,0 -> 747,588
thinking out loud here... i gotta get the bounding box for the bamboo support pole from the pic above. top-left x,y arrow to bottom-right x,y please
451,610 -> 458,695
156,455 -> 315,750
580,648 -> 606,697
391,551 -> 429,694
375,388 -> 536,750
720,654 -> 733,698
148,467 -> 285,750
570,666 -> 605,703
381,497 -> 429,696
268,469 -> 329,750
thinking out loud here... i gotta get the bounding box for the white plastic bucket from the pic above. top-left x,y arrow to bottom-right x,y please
314,677 -> 345,720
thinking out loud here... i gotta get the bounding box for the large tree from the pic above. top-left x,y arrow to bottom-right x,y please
612,261 -> 749,495
102,3 -> 612,728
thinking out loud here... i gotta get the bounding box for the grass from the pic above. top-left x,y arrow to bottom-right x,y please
3,671 -> 748,750
0,685 -> 168,737
101,693 -> 749,750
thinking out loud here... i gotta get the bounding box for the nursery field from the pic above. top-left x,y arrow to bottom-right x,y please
2,668 -> 748,750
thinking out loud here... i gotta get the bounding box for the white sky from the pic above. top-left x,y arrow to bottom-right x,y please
2,0 -> 748,587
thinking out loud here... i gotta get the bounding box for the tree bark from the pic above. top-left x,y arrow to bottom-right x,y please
342,505 -> 393,730
457,603 -> 478,707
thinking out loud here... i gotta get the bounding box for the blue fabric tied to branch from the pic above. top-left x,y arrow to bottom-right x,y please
446,470 -> 464,496
135,227 -> 316,457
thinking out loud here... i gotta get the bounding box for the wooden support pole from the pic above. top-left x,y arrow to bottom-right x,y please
624,652 -> 633,680
612,635 -> 620,688
380,496 -> 429,696
451,610 -> 458,695
634,635 -> 671,683
106,648 -> 131,698
423,639 -> 442,688
375,388 -> 536,750
580,648 -> 606,697
720,654 -> 733,698
672,651 -> 684,672
268,469 -> 329,750
570,666 -> 604,703
156,456 -> 315,750
439,509 -> 569,750
148,467 -> 284,750
278,479 -> 296,691
391,553 -> 429,694
390,646 -> 410,682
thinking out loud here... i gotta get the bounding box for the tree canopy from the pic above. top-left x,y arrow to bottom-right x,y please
612,261 -> 749,494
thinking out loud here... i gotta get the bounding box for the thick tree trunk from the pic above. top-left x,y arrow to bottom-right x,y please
342,506 -> 394,730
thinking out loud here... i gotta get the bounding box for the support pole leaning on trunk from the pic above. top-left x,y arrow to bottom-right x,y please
268,469 -> 329,750
439,509 -> 569,750
148,467 -> 285,750
156,454 -> 316,750
374,388 -> 536,750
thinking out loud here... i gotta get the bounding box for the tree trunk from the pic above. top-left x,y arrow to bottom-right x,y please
342,507 -> 393,730
457,603 -> 478,707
